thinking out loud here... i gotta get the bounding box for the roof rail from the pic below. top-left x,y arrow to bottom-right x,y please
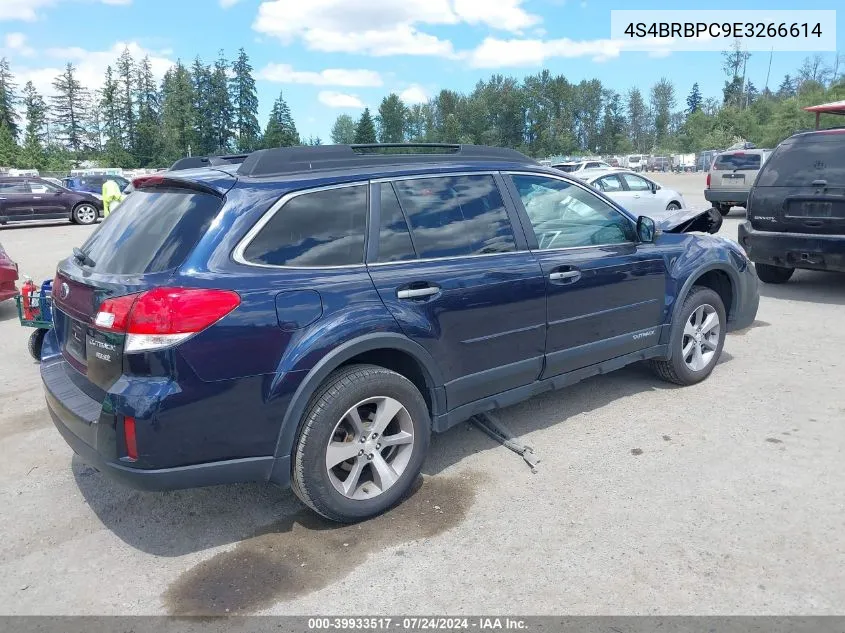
169,154 -> 250,171
236,143 -> 536,177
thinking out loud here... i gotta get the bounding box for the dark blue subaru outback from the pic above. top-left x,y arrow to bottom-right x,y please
43,144 -> 759,522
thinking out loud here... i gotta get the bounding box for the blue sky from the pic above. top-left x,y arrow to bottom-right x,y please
1,0 -> 843,141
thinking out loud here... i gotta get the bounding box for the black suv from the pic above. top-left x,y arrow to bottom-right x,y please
739,129 -> 845,283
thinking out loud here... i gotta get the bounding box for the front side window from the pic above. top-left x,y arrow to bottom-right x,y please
510,174 -> 635,250
30,181 -> 60,194
622,174 -> 652,191
243,185 -> 368,267
392,174 -> 516,259
595,175 -> 624,193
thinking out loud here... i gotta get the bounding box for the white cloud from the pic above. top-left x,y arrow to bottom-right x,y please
12,41 -> 173,98
399,84 -> 428,104
467,36 -> 674,67
0,0 -> 131,22
318,91 -> 365,108
3,32 -> 34,56
253,0 -> 538,57
219,0 -> 242,7
257,63 -> 383,87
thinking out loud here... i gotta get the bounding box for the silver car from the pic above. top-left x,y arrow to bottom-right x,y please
580,169 -> 686,214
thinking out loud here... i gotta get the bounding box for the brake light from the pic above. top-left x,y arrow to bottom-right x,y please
132,175 -> 165,189
706,172 -> 711,188
95,287 -> 240,353
124,416 -> 138,461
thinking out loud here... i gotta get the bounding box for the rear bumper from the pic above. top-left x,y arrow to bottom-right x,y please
41,330 -> 274,491
738,223 -> 845,272
704,189 -> 749,205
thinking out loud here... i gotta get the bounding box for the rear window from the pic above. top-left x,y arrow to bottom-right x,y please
713,153 -> 761,170
78,188 -> 222,275
757,137 -> 845,187
243,185 -> 368,267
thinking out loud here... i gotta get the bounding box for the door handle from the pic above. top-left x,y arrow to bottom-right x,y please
32,196 -> 42,199
397,286 -> 440,300
549,270 -> 582,282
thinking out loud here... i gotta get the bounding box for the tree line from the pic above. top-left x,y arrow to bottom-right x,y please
0,46 -> 844,171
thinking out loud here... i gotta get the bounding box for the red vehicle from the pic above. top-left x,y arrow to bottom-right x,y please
0,241 -> 18,302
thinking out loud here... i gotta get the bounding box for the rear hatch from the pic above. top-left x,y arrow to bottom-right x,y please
749,131 -> 845,234
709,151 -> 763,191
52,179 -> 228,396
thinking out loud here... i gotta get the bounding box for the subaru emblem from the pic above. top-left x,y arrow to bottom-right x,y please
60,282 -> 70,300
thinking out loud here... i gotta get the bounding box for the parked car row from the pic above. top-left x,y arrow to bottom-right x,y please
0,176 -> 103,225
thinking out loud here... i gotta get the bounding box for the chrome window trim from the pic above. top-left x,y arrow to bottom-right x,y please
371,170 -> 499,183
232,180 -> 370,270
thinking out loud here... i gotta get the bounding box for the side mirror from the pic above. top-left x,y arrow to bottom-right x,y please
637,216 -> 656,243
651,182 -> 659,193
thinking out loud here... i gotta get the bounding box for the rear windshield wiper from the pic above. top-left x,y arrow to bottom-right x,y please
72,247 -> 96,268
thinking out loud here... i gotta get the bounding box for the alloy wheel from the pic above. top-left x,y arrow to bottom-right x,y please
75,204 -> 97,224
682,304 -> 720,372
325,396 -> 415,500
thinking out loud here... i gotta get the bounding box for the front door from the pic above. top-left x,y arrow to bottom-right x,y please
367,175 -> 547,410
28,180 -> 66,216
505,173 -> 667,378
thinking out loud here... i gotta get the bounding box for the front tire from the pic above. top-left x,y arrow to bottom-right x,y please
72,203 -> 98,225
666,202 -> 681,211
291,364 -> 431,523
651,286 -> 726,386
755,263 -> 794,284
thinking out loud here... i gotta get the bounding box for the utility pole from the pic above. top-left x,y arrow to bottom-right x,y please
764,47 -> 773,94
187,144 -> 191,157
741,45 -> 749,109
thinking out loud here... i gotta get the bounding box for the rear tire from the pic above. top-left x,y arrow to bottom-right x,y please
755,263 -> 794,284
72,203 -> 98,225
666,202 -> 681,211
650,286 -> 726,386
291,364 -> 431,523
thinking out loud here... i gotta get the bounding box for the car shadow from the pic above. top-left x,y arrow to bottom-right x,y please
0,220 -> 78,231
73,348 -> 739,559
759,269 -> 845,306
0,299 -> 20,322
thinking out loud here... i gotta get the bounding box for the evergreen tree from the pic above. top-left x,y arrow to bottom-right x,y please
0,58 -> 19,140
377,93 -> 407,143
115,48 -> 136,153
210,50 -> 234,153
777,74 -> 797,98
263,90 -> 299,147
161,60 -> 197,161
330,114 -> 356,144
650,78 -> 676,148
100,65 -> 132,167
191,57 -> 215,154
230,48 -> 260,152
50,63 -> 88,153
0,122 -> 19,166
626,87 -> 648,152
354,108 -> 377,144
686,82 -> 703,114
20,81 -> 47,169
135,56 -> 162,165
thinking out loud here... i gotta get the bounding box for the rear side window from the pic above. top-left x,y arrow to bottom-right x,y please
377,184 -> 416,262
243,185 -> 368,267
757,138 -> 845,187
0,181 -> 29,193
79,188 -> 222,274
393,175 -> 516,259
713,153 -> 761,170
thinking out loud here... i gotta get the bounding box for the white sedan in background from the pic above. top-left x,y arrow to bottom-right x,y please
578,169 -> 686,214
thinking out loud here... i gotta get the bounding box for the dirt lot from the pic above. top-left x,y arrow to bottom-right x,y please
1,172 -> 843,614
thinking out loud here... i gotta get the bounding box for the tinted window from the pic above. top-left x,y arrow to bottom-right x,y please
243,185 -> 367,267
378,183 -> 415,262
0,181 -> 30,193
30,181 -> 61,193
622,174 -> 652,191
393,175 -> 515,259
511,174 -> 634,250
553,164 -> 578,172
713,153 -> 762,170
757,137 -> 845,187
595,175 -> 624,192
79,188 -> 222,274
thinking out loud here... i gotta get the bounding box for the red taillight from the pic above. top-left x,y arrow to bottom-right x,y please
706,172 -> 711,188
95,287 -> 240,352
124,416 -> 138,460
132,175 -> 165,189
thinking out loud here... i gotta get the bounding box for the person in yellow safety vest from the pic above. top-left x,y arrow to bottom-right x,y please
102,179 -> 125,217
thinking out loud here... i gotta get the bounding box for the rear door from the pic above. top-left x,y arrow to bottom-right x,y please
505,172 -> 667,378
0,180 -> 33,219
367,173 -> 547,409
750,132 -> 845,235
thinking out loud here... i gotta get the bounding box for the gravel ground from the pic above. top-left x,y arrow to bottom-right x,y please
0,172 -> 843,615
